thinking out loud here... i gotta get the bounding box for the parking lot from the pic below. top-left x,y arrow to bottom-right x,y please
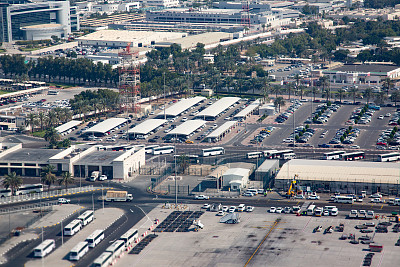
116,204 -> 400,267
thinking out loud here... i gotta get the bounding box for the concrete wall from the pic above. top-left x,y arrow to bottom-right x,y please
113,147 -> 145,180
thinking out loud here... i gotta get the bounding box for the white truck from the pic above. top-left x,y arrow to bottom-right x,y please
90,171 -> 100,182
105,191 -> 133,202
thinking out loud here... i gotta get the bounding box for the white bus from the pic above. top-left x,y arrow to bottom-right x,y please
323,151 -> 346,160
78,210 -> 94,226
334,196 -> 354,204
201,147 -> 225,157
283,152 -> 296,160
314,207 -> 323,217
276,150 -> 294,159
246,151 -> 263,159
15,184 -> 43,195
33,239 -> 55,258
378,152 -> 400,162
64,219 -> 82,236
152,146 -> 175,155
105,240 -> 125,260
145,145 -> 160,154
0,188 -> 12,198
69,241 -> 89,261
48,90 -> 60,95
307,205 -> 316,216
263,150 -> 278,159
120,228 -> 138,248
86,229 -> 105,248
92,252 -> 113,267
340,151 -> 365,161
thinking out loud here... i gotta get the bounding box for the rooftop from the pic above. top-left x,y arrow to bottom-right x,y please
128,119 -> 167,135
77,30 -> 187,43
55,120 -> 82,134
167,120 -> 206,137
330,64 -> 400,74
158,96 -> 206,118
234,99 -> 260,119
196,97 -> 241,119
78,150 -> 124,165
21,24 -> 63,29
207,121 -> 237,139
83,118 -> 127,134
156,32 -> 232,50
256,159 -> 279,172
0,148 -> 62,163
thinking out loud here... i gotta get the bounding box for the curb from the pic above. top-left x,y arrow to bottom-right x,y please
31,206 -> 83,230
0,234 -> 39,264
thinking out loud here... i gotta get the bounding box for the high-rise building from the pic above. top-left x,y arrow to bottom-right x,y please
0,0 -> 71,42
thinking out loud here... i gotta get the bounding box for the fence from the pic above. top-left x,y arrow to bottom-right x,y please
0,200 -> 58,215
149,165 -> 174,191
0,185 -> 94,205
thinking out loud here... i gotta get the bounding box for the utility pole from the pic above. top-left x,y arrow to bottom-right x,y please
61,220 -> 63,246
174,133 -> 177,206
163,72 -> 166,120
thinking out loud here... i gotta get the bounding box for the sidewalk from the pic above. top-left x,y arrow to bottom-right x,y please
25,207 -> 124,267
29,204 -> 83,229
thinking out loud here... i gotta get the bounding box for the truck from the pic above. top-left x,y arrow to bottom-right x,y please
90,171 -> 100,182
105,191 -> 133,202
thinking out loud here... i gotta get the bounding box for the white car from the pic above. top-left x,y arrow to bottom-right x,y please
307,195 -> 320,200
216,211 -> 224,216
276,207 -> 283,214
58,198 -> 70,204
370,193 -> 382,198
269,207 -> 276,213
243,192 -> 254,197
378,115 -> 384,119
385,113 -> 391,117
229,206 -> 236,213
350,145 -> 360,149
99,175 -> 107,181
371,198 -> 384,203
323,210 -> 330,216
195,195 -> 210,200
202,204 -> 210,209
222,206 -> 229,212
295,195 -> 305,199
246,206 -> 254,212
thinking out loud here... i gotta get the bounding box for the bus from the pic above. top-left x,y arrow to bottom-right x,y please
105,240 -> 125,260
92,252 -> 113,267
152,146 -> 175,155
314,207 -> 323,217
283,152 -> 296,160
0,188 -> 11,198
307,204 -> 316,216
263,150 -> 278,159
15,184 -> 43,195
145,145 -> 160,154
33,239 -> 55,258
69,241 -> 89,261
334,196 -> 354,204
78,210 -> 94,226
64,220 -> 82,236
275,150 -> 294,159
340,151 -> 365,161
378,152 -> 400,162
86,229 -> 105,248
201,147 -> 225,157
323,151 -> 346,160
173,154 -> 199,164
246,151 -> 263,159
120,228 -> 138,248
48,90 -> 59,95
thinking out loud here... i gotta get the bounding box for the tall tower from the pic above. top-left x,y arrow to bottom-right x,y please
241,1 -> 251,33
118,43 -> 140,115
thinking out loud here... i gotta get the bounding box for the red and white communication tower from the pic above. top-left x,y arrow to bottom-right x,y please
118,43 -> 140,114
241,1 -> 251,33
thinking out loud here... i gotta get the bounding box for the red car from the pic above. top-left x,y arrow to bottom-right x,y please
376,142 -> 387,146
40,99 -> 47,102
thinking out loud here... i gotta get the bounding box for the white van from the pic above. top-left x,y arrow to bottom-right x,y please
237,204 -> 245,212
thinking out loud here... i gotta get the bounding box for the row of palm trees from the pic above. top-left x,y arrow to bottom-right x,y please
26,107 -> 72,133
2,165 -> 75,196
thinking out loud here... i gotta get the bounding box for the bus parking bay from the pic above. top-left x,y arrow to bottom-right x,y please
25,207 -> 124,267
115,204 -> 400,267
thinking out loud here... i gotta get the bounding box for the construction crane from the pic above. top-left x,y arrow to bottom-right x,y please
286,174 -> 300,198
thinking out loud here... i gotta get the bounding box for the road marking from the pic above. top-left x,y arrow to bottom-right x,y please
296,201 -> 300,205
244,219 -> 279,267
380,205 -> 383,209
130,209 -> 134,213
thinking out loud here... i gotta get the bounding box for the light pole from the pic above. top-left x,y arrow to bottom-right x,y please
174,133 -> 177,206
92,193 -> 94,217
101,185 -> 104,214
61,220 -> 63,246
163,72 -> 166,120
79,152 -> 82,191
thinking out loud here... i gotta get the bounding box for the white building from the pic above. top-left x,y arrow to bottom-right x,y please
145,0 -> 179,8
222,168 -> 251,190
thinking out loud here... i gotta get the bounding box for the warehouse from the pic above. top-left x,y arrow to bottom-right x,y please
165,120 -> 206,140
275,159 -> 400,195
156,96 -> 206,119
55,120 -> 82,135
205,121 -> 237,143
234,99 -> 260,121
128,119 -> 167,139
255,159 -> 279,188
195,97 -> 240,121
222,168 -> 251,190
83,118 -> 127,137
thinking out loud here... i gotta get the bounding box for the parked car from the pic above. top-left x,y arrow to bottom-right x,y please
58,198 -> 70,204
195,195 -> 210,200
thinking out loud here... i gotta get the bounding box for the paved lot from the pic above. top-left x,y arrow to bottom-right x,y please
116,204 -> 400,267
25,207 -> 124,267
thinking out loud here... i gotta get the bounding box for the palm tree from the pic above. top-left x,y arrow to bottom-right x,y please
44,127 -> 60,148
311,86 -> 318,101
2,172 -> 23,195
58,172 -> 74,190
177,154 -> 189,174
38,112 -> 46,130
350,86 -> 358,104
41,165 -> 57,192
274,97 -> 285,113
363,87 -> 373,104
391,91 -> 400,106
27,113 -> 37,133
271,85 -> 281,98
375,91 -> 387,106
337,88 -> 345,103
382,77 -> 394,95
319,76 -> 330,102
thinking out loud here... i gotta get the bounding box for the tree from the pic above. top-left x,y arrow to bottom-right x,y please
391,90 -> 400,106
2,172 -> 22,195
350,86 -> 358,104
44,127 -> 60,148
319,76 -> 330,102
363,87 -> 373,104
27,113 -> 37,133
382,77 -> 394,95
58,172 -> 74,190
374,91 -> 387,106
177,154 -> 190,174
337,88 -> 345,103
38,112 -> 46,130
41,165 -> 57,192
274,97 -> 285,112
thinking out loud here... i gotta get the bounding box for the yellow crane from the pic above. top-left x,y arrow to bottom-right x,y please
286,174 -> 299,198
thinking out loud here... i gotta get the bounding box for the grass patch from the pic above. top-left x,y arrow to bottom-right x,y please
0,90 -> 10,95
0,49 -> 6,53
32,130 -> 45,138
18,47 -> 40,52
48,82 -> 75,89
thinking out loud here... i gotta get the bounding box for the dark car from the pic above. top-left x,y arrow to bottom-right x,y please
318,144 -> 330,148
69,137 -> 77,141
148,139 -> 157,143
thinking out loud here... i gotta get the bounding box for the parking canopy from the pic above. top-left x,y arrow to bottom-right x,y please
166,120 -> 206,138
234,99 -> 260,120
128,119 -> 167,135
83,118 -> 127,135
195,97 -> 240,120
206,121 -> 237,141
157,96 -> 206,118
55,120 -> 82,134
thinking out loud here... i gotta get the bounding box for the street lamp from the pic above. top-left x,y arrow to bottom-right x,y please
101,185 -> 104,214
